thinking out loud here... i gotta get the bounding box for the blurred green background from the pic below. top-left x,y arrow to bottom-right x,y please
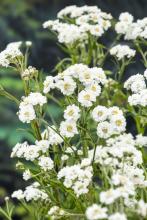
0,0 -> 147,219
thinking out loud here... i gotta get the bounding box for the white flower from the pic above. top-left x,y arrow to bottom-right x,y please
130,80 -> 146,93
109,213 -> 127,220
115,14 -> 147,40
128,94 -> 140,106
26,41 -> 32,47
78,90 -> 96,107
38,156 -> 54,171
44,6 -> 112,45
119,12 -> 134,23
108,106 -> 123,117
0,41 -> 22,67
43,76 -> 55,93
137,200 -> 147,217
59,24 -> 86,44
24,184 -> 48,201
77,149 -> 83,155
63,63 -> 88,79
11,142 -> 28,158
18,103 -> 36,123
92,67 -> 107,85
23,170 -> 31,181
86,204 -> 108,220
144,69 -> 147,80
57,5 -> 77,18
0,52 -> 9,67
18,92 -> 47,123
86,82 -> 101,97
110,44 -> 136,60
97,121 -> 113,139
115,21 -> 130,35
56,76 -> 76,95
21,66 -> 38,80
48,206 -> 60,216
78,67 -> 94,85
58,162 -> 93,196
35,140 -> 50,153
100,189 -> 121,205
124,74 -> 144,90
136,134 -> 147,147
23,145 -> 40,161
59,120 -> 78,138
140,89 -> 147,106
12,190 -> 24,200
64,104 -> 80,121
41,126 -> 63,145
81,158 -> 91,167
73,181 -> 89,197
90,25 -> 104,37
48,206 -> 65,217
110,115 -> 126,132
111,173 -> 130,186
27,92 -> 47,106
92,106 -> 108,122
61,155 -> 69,161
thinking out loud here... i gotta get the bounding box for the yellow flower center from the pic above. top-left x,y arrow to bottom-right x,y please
67,125 -> 73,132
115,120 -> 123,126
64,83 -> 70,90
84,94 -> 90,100
68,110 -> 74,116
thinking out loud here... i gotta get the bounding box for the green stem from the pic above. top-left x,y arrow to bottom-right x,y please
135,116 -> 144,134
0,90 -> 19,105
118,60 -> 126,82
31,120 -> 42,140
136,43 -> 147,68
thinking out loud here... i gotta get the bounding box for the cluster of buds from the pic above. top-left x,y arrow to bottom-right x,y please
21,66 -> 38,80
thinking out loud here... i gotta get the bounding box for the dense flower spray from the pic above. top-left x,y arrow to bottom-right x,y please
0,5 -> 147,220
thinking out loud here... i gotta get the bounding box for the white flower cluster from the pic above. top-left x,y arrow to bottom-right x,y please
0,41 -> 32,67
0,41 -> 23,67
110,44 -> 136,60
92,106 -> 126,139
86,132 -> 147,219
115,12 -> 147,40
59,104 -> 80,138
124,70 -> 147,106
58,158 -> 93,197
137,200 -> 147,217
86,204 -> 107,220
43,64 -> 107,107
38,156 -> 54,171
18,92 -> 47,123
41,126 -> 63,145
89,133 -> 144,169
86,205 -> 128,220
23,169 -> 31,181
21,66 -> 38,80
12,182 -> 48,202
48,206 -> 65,218
11,142 -> 36,159
43,5 -> 112,44
11,140 -> 54,171
0,42 -> 22,67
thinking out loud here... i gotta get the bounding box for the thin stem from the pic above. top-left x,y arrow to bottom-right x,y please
135,42 -> 147,68
31,120 -> 42,140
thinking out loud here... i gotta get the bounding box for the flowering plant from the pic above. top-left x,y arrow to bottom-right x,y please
0,5 -> 147,220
